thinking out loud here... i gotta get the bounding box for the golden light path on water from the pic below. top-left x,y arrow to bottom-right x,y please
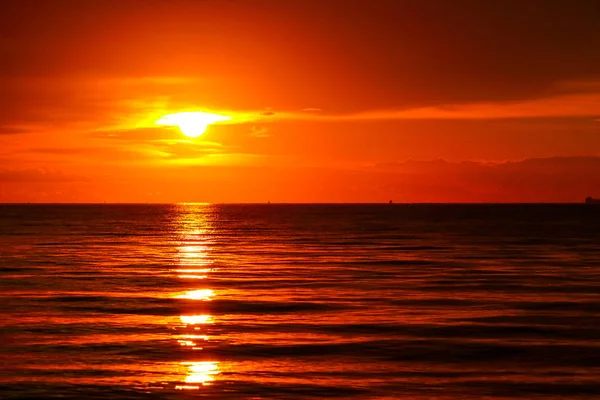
175,289 -> 215,300
180,315 -> 213,325
176,244 -> 212,279
170,204 -> 221,390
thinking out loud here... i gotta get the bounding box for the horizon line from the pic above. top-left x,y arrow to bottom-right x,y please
0,201 -> 593,205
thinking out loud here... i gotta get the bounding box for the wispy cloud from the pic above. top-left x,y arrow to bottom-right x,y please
348,92 -> 600,120
258,92 -> 600,122
0,126 -> 34,135
203,90 -> 600,125
249,126 -> 270,138
0,168 -> 86,183
23,145 -> 161,163
88,127 -> 182,141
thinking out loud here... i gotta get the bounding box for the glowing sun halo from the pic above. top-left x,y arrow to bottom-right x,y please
156,112 -> 231,138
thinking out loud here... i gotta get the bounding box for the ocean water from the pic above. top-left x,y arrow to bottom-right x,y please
1,203 -> 600,399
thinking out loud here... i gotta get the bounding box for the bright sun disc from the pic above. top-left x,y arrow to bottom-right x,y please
156,112 -> 231,138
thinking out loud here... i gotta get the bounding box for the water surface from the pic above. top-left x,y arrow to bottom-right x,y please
1,204 -> 600,399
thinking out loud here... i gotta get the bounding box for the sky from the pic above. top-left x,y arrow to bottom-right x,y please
1,0 -> 599,203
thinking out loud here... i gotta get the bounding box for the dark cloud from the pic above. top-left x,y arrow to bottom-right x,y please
369,156 -> 600,202
1,0 -> 599,114
0,126 -> 31,135
0,77 -> 122,127
0,168 -> 85,183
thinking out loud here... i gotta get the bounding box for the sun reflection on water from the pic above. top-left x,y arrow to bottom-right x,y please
175,362 -> 220,389
173,268 -> 212,273
177,245 -> 212,278
177,274 -> 208,279
169,204 -> 221,390
174,289 -> 215,300
179,245 -> 211,263
180,314 -> 213,325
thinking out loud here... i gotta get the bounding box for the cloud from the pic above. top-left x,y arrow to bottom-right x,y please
0,168 -> 86,183
88,127 -> 182,141
3,4 -> 598,114
22,145 -> 163,163
249,126 -> 270,138
351,92 -> 600,120
554,79 -> 600,93
0,75 -> 205,134
150,141 -> 225,160
0,126 -> 33,135
112,76 -> 202,86
364,156 -> 600,202
229,86 -> 600,123
2,1 -> 600,118
261,92 -> 600,122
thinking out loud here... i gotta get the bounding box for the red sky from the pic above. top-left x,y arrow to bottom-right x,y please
1,0 -> 600,202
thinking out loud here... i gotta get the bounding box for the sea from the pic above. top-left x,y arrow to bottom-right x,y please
1,203 -> 600,399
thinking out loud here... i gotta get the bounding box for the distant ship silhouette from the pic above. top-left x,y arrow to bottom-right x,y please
585,197 -> 600,204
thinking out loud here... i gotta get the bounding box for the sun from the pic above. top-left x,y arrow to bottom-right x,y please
156,111 -> 231,138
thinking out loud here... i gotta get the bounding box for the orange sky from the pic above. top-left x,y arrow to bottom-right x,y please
1,0 -> 600,203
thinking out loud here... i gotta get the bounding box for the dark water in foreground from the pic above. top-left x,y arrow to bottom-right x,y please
1,204 -> 600,399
